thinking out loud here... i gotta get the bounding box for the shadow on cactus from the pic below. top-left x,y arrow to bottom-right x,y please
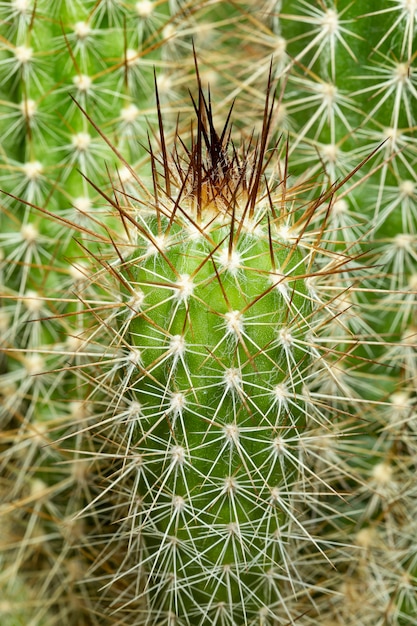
3,66 -> 385,624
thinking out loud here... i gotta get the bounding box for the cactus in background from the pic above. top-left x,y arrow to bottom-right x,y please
1,1 -> 417,625
268,3 -> 417,624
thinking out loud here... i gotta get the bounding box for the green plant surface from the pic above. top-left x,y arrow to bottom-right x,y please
0,1 -> 416,625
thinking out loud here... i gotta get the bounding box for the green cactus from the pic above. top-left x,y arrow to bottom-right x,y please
109,85 -> 315,622
1,0 -> 417,625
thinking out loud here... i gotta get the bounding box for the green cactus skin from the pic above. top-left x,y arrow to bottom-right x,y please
1,1 -> 417,625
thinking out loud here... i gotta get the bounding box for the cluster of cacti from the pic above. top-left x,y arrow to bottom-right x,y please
1,0 -> 416,624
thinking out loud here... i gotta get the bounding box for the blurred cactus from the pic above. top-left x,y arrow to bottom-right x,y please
1,1 -> 416,625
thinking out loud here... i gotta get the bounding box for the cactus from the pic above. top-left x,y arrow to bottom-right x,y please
78,80 -> 324,623
1,1 -> 417,625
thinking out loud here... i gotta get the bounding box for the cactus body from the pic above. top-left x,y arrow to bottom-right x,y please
126,193 -> 307,622
128,221 -> 300,621
77,88 -> 320,623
